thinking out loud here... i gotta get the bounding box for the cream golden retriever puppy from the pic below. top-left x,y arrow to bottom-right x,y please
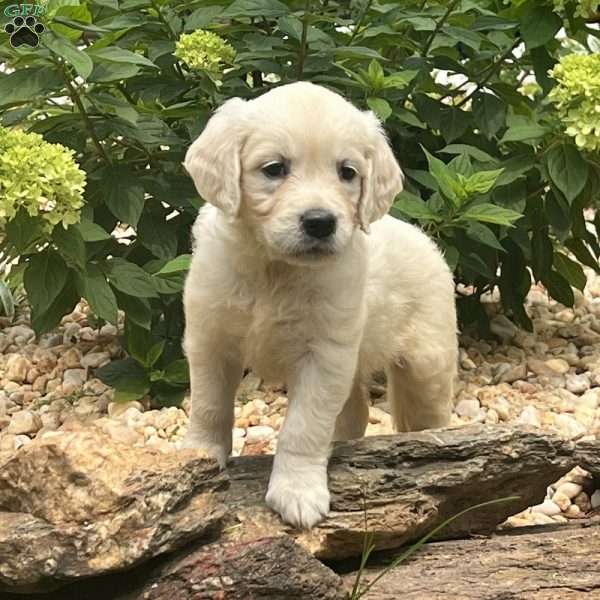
182,81 -> 458,529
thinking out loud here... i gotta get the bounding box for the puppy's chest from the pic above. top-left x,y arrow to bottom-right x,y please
225,273 -> 323,372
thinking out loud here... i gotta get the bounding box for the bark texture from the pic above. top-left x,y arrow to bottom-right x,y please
345,521 -> 600,599
1,424 -> 598,594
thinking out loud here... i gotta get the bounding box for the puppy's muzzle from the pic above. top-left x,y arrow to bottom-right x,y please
300,209 -> 337,240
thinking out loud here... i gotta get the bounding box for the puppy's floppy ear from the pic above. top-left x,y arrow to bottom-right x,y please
358,111 -> 404,232
184,98 -> 247,218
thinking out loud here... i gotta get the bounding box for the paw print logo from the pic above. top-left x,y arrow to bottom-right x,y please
4,16 -> 45,48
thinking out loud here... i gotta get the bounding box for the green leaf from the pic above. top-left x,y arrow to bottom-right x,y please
554,252 -> 586,291
52,225 -> 86,271
500,124 -> 549,144
542,270 -> 574,307
4,209 -> 44,254
138,212 -> 177,260
439,107 -> 471,144
0,280 -> 15,319
460,204 -> 522,226
43,35 -> 93,79
0,68 -> 63,107
88,47 -> 158,69
520,5 -> 562,49
441,144 -> 496,163
366,97 -> 392,122
222,0 -> 289,18
104,258 -> 158,298
155,254 -> 192,276
465,223 -> 505,251
77,264 -> 118,325
96,357 -> 148,389
24,252 -> 69,316
185,6 -> 223,30
162,359 -> 190,385
114,377 -> 151,403
152,384 -> 186,407
472,93 -> 507,139
89,62 -> 141,83
546,144 -> 589,204
115,292 -> 152,330
102,167 -> 145,226
393,192 -> 440,221
565,238 -> 600,274
75,219 -> 111,242
531,229 -> 553,281
422,147 -> 463,206
31,274 -> 80,336
464,169 -> 504,195
146,341 -> 165,369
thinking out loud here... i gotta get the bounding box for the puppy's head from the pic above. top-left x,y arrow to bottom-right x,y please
184,82 -> 403,264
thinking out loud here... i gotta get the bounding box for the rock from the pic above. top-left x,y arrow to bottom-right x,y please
554,414 -> 587,439
552,491 -> 571,511
237,372 -> 263,395
531,499 -> 561,517
454,398 -> 481,419
60,348 -> 82,369
530,512 -> 556,525
108,400 -> 144,426
565,373 -> 591,395
81,352 -> 111,369
245,425 -> 275,444
591,489 -> 600,509
555,482 -> 583,500
517,405 -> 541,428
544,358 -> 570,375
13,435 -> 31,450
6,410 -> 42,435
133,537 -> 345,600
564,504 -> 583,519
6,325 -> 35,344
0,428 -> 224,592
99,323 -> 118,338
62,368 -> 86,394
573,491 -> 591,513
5,355 -> 30,383
62,323 -> 81,344
490,315 -> 518,342
495,362 -> 527,384
101,422 -> 141,445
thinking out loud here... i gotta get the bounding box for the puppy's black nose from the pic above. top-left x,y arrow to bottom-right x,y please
301,209 -> 337,239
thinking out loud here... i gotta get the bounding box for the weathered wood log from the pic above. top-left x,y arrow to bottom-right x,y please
1,423 -> 599,593
222,424 -> 591,560
345,521 -> 600,599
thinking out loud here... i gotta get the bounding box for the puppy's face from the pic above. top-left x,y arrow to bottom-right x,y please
185,82 -> 403,265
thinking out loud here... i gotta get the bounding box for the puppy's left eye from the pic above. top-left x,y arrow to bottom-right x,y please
339,163 -> 358,182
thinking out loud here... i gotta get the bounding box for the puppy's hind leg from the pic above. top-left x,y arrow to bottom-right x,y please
333,376 -> 369,442
386,353 -> 455,432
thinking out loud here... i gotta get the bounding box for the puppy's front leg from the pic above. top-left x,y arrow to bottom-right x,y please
182,342 -> 242,468
266,344 -> 358,529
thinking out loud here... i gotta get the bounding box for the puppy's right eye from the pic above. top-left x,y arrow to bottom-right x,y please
262,161 -> 288,179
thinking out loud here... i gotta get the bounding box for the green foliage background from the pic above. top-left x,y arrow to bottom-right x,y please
1,0 -> 599,405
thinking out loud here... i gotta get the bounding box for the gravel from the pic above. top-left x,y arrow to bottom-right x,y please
1,267 -> 600,528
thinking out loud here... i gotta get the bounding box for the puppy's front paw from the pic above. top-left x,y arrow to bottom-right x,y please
179,433 -> 228,469
266,463 -> 330,529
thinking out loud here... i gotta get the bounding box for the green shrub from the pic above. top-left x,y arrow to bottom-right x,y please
1,0 -> 599,405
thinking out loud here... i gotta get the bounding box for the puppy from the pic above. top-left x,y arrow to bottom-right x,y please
182,82 -> 458,529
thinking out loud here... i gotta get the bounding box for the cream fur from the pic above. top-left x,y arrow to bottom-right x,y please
181,82 -> 458,529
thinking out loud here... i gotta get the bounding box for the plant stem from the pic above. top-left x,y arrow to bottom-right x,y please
348,0 -> 373,45
59,63 -> 112,165
455,39 -> 521,108
421,0 -> 461,57
297,0 -> 312,80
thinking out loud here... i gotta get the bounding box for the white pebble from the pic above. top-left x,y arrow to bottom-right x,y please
555,482 -> 583,500
531,499 -> 561,516
565,373 -> 590,395
245,425 -> 275,444
7,410 -> 42,435
517,405 -> 541,428
591,490 -> 600,509
454,398 -> 481,419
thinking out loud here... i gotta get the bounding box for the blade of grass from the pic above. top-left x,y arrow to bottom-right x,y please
355,495 -> 520,598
